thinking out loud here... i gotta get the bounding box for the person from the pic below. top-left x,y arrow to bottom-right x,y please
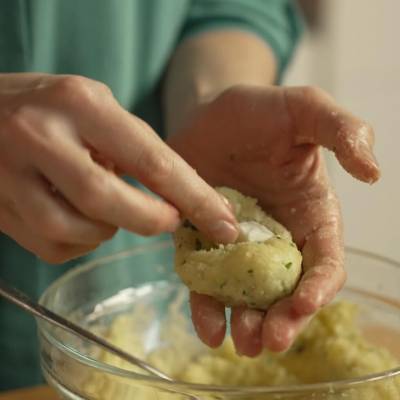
0,0 -> 380,391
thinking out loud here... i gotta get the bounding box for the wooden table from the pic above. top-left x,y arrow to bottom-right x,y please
0,386 -> 59,400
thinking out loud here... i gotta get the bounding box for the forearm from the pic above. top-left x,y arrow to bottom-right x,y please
163,29 -> 277,135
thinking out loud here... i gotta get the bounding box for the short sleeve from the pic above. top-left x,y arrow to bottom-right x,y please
181,0 -> 304,82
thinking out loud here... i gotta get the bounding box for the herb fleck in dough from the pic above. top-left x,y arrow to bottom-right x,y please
174,187 -> 302,309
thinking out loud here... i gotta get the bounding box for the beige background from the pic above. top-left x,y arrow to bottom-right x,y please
284,0 -> 399,261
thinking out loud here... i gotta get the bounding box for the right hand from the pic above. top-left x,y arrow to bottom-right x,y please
0,73 -> 238,263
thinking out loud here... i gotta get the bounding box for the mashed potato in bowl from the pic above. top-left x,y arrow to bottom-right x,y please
83,300 -> 399,400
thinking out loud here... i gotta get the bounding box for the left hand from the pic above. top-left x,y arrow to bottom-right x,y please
167,85 -> 380,356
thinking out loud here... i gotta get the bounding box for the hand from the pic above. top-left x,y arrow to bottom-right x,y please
168,85 -> 380,355
0,73 -> 238,263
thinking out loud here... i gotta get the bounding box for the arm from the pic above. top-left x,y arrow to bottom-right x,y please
163,29 -> 277,135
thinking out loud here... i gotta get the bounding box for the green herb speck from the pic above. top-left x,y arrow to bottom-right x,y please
247,269 -> 254,274
220,282 -> 227,289
242,290 -> 247,296
284,262 -> 293,269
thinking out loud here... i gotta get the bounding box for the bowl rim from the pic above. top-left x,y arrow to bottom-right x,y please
38,241 -> 400,395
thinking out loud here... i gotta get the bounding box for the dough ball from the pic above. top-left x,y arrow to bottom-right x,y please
174,187 -> 302,309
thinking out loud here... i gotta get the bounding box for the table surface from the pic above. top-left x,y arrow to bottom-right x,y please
0,386 -> 59,400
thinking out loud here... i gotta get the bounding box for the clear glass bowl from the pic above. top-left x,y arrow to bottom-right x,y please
38,241 -> 400,399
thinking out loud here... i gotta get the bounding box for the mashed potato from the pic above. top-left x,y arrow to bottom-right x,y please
174,187 -> 302,309
83,301 -> 400,400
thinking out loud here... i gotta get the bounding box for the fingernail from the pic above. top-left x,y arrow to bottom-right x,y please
359,140 -> 378,164
361,146 -> 381,183
209,220 -> 239,244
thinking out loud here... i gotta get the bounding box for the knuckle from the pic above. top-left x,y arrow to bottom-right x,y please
54,75 -> 92,96
91,79 -> 113,96
51,75 -> 111,108
137,150 -> 174,186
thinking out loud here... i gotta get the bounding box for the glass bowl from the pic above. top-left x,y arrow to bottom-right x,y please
38,240 -> 400,399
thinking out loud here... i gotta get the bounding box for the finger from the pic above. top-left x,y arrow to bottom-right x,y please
285,86 -> 380,184
40,150 -> 180,236
14,171 -> 117,245
80,107 -> 238,243
190,292 -> 226,348
0,204 -> 97,264
292,262 -> 346,316
262,297 -> 312,352
263,207 -> 345,352
291,225 -> 346,315
231,306 -> 264,357
16,109 -> 181,236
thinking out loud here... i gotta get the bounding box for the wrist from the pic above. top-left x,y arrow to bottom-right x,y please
163,30 -> 277,136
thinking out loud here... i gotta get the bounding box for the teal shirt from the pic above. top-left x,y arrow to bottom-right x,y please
0,0 -> 302,390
